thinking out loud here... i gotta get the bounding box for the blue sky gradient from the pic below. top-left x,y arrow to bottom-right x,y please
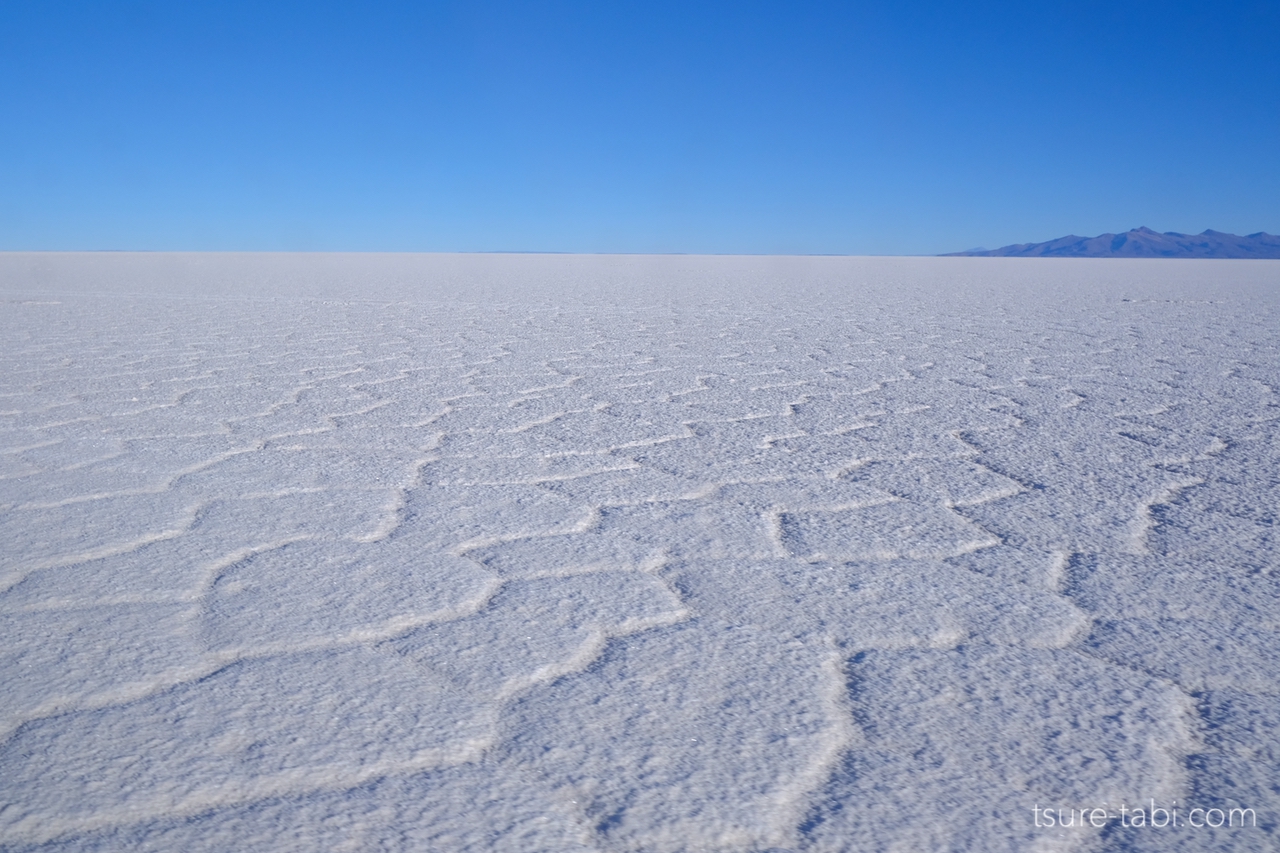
2,0 -> 1277,254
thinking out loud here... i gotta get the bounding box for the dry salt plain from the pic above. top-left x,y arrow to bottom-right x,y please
1,252 -> 1277,853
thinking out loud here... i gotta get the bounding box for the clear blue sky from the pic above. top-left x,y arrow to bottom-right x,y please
2,1 -> 1277,254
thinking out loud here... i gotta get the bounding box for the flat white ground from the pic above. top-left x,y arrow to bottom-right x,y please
1,254 -> 1276,852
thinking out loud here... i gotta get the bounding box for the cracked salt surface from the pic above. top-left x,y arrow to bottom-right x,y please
1,253 -> 1277,851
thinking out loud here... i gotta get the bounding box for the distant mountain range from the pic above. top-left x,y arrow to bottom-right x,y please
944,227 -> 1280,258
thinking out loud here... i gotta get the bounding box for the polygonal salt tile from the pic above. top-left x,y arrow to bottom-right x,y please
0,763 -> 603,853
801,645 -> 1194,852
663,557 -> 1085,650
0,646 -> 490,848
202,538 -> 497,651
388,572 -> 684,700
465,530 -> 664,579
0,494 -> 197,587
780,500 -> 997,561
403,484 -> 592,553
1085,617 -> 1280,694
0,603 -> 205,733
504,619 -> 844,853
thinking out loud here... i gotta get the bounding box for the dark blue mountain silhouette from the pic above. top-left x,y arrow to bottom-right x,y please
945,227 -> 1280,258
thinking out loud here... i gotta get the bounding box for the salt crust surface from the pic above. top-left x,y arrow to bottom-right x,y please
1,253 -> 1277,851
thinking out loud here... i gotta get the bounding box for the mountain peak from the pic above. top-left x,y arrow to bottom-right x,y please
944,228 -> 1280,259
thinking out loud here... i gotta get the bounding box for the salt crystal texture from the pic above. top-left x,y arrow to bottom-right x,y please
0,253 -> 1276,851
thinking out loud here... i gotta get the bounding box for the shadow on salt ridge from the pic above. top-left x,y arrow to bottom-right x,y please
1149,495 -> 1278,576
1120,691 -> 1280,853
1086,617 -> 1280,695
1063,552 -> 1280,624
